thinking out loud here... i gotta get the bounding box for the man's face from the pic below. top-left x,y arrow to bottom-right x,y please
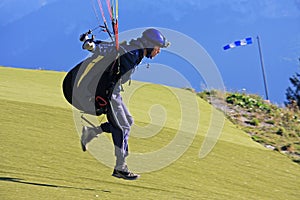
150,46 -> 161,58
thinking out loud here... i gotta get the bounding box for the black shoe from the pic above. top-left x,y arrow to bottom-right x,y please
112,166 -> 140,180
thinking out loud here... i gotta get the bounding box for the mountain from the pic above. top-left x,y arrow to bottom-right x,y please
1,0 -> 300,106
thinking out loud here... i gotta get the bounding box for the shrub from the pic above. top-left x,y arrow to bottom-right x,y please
226,93 -> 271,112
265,119 -> 275,125
251,135 -> 264,143
249,118 -> 260,126
276,127 -> 286,136
183,87 -> 195,93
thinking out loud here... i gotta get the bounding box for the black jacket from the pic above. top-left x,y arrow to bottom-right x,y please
118,39 -> 145,84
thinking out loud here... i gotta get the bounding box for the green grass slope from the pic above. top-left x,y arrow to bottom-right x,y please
1,66 -> 299,200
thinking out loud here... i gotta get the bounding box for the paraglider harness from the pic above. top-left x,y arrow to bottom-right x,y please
62,0 -> 122,117
62,36 -> 121,116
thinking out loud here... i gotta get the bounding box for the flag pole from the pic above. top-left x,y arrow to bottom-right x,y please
256,35 -> 269,100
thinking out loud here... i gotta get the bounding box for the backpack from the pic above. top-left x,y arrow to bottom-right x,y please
62,41 -> 120,116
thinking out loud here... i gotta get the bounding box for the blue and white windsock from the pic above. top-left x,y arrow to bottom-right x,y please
223,37 -> 253,50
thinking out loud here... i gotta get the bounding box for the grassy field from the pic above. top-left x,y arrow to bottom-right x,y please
1,66 -> 299,200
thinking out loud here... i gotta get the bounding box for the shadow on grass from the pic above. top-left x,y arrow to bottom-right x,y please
0,177 -> 111,193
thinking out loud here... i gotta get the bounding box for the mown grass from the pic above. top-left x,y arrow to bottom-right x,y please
1,66 -> 300,200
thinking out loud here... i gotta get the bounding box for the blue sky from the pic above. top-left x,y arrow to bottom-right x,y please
1,0 -> 300,104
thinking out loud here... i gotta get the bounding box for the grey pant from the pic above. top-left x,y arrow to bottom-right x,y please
101,92 -> 133,161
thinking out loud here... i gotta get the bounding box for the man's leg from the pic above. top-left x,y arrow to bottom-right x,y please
109,93 -> 131,163
81,126 -> 103,152
109,93 -> 139,180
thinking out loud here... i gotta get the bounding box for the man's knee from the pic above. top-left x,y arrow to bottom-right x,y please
127,116 -> 134,126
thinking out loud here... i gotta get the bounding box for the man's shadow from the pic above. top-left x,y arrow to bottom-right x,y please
0,177 -> 111,193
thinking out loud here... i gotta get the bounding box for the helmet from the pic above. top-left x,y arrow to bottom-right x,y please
141,28 -> 170,48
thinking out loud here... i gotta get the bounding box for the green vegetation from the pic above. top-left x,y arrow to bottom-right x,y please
285,72 -> 300,109
197,90 -> 300,164
1,66 -> 300,200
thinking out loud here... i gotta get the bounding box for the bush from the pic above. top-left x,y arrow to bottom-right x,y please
285,72 -> 300,110
276,127 -> 286,136
197,92 -> 208,101
183,87 -> 195,93
251,135 -> 264,143
249,118 -> 260,126
265,119 -> 275,125
226,93 -> 271,112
